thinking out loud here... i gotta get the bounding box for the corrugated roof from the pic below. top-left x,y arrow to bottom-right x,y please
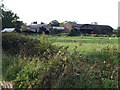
53,26 -> 65,30
1,28 -> 15,32
72,24 -> 84,29
28,24 -> 47,30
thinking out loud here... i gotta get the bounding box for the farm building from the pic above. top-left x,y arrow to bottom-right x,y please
23,24 -> 51,34
53,26 -> 65,30
65,23 -> 113,35
1,28 -> 16,32
52,26 -> 68,32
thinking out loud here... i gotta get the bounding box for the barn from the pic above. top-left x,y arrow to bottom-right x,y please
22,24 -> 51,34
72,24 -> 113,35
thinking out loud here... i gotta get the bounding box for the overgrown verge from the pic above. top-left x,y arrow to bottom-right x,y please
2,33 -> 119,89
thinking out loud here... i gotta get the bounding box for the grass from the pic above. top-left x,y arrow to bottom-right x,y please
20,34 -> 118,53
53,42 -> 118,53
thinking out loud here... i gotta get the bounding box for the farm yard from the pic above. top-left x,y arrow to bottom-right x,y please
1,33 -> 119,89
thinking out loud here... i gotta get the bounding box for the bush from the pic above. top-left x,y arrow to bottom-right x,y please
68,29 -> 80,36
49,29 -> 61,35
2,45 -> 119,88
91,34 -> 100,37
116,27 -> 120,37
2,33 -> 58,57
2,54 -> 29,81
91,34 -> 110,37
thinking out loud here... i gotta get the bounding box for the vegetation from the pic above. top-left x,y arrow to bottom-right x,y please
2,33 -> 119,89
20,34 -> 118,52
2,33 -> 58,57
49,29 -> 61,35
116,27 -> 120,37
1,5 -> 24,32
68,29 -> 80,36
49,20 -> 60,27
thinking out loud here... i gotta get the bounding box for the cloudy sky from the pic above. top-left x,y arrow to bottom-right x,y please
3,0 -> 119,29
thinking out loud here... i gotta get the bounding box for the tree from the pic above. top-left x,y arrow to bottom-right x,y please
59,22 -> 65,27
21,23 -> 27,30
14,21 -> 24,32
116,27 -> 120,37
41,22 -> 45,24
31,21 -> 37,24
1,5 -> 23,32
68,29 -> 79,36
49,20 -> 60,26
64,20 -> 77,24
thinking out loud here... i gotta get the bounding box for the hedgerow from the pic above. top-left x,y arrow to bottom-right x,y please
2,33 -> 58,57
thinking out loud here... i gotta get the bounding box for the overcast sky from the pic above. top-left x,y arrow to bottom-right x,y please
3,0 -> 119,29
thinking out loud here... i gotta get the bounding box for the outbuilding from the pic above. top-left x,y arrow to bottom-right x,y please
1,28 -> 16,32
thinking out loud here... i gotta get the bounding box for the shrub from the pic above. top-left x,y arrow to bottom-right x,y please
2,54 -> 29,81
2,33 -> 58,57
91,34 -> 100,37
2,45 -> 117,88
2,33 -> 27,55
116,27 -> 120,37
68,29 -> 80,36
49,29 -> 61,35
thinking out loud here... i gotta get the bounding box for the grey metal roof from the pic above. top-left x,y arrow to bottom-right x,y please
53,26 -> 65,30
28,24 -> 47,30
72,24 -> 113,30
1,28 -> 15,32
72,24 -> 84,29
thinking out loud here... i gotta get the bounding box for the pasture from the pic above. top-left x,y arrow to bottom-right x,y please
22,34 -> 118,53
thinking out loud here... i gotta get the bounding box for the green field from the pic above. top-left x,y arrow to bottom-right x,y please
23,34 -> 118,53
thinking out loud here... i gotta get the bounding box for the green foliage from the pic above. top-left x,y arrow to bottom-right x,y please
68,29 -> 80,36
49,29 -> 61,35
2,33 -> 38,56
59,22 -> 65,27
64,20 -> 77,24
116,27 -> 120,37
2,45 -> 119,88
2,54 -> 28,81
2,33 -> 57,57
2,6 -> 23,32
2,33 -> 119,89
91,34 -> 100,37
91,34 -> 110,37
49,20 -> 60,26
